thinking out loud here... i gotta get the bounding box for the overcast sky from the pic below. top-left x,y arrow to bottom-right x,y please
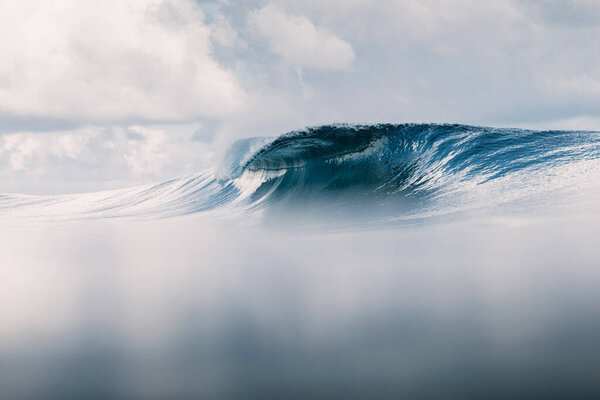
1,0 -> 600,194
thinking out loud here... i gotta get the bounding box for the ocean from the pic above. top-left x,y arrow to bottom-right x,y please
1,124 -> 600,399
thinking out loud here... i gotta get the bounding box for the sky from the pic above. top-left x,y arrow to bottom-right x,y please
1,0 -> 599,194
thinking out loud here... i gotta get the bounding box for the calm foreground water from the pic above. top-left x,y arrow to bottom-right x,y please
1,213 -> 599,399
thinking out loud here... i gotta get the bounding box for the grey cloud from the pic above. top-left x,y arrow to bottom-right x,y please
519,0 -> 600,26
0,114 -> 83,134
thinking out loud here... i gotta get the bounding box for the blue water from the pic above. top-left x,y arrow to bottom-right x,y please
1,124 -> 599,223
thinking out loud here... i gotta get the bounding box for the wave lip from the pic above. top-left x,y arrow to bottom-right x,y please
1,123 -> 600,222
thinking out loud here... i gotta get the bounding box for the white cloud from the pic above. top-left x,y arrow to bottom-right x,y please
0,124 -> 215,194
124,126 -> 168,175
2,135 -> 44,172
248,4 -> 355,71
0,0 -> 245,122
240,0 -> 600,128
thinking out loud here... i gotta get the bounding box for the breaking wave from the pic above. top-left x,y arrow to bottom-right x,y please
1,124 -> 600,223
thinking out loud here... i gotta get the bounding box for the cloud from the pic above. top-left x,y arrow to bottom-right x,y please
268,0 -> 526,41
248,4 -> 355,71
241,0 -> 600,125
123,126 -> 168,175
2,0 -> 600,194
0,0 -> 245,122
209,13 -> 240,48
2,135 -> 44,172
544,75 -> 600,96
519,0 -> 600,26
0,125 -> 215,194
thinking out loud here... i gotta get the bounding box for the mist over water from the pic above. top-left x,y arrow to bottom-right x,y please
1,124 -> 600,399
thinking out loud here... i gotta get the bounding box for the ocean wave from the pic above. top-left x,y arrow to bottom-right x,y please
1,123 -> 599,222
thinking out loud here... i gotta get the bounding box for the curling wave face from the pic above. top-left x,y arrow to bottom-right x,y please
1,124 -> 600,223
